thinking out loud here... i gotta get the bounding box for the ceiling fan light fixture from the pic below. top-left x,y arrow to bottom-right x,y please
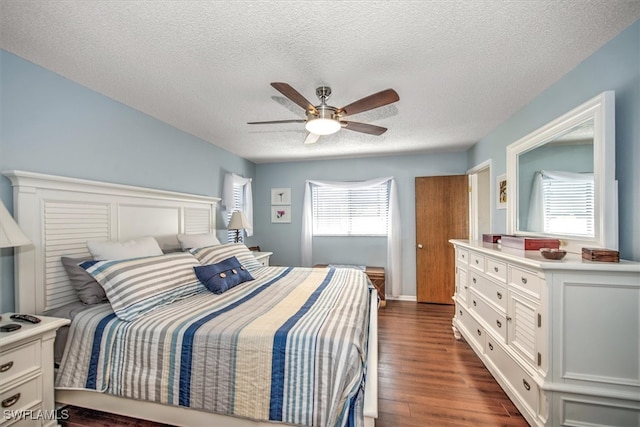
305,118 -> 341,135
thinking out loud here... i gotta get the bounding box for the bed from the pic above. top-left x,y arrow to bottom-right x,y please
5,170 -> 378,427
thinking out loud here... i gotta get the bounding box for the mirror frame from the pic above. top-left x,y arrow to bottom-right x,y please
506,91 -> 617,253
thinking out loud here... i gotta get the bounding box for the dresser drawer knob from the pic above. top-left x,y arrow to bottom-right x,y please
522,379 -> 531,391
496,291 -> 502,299
477,329 -> 482,336
488,343 -> 493,351
521,277 -> 528,284
506,316 -> 512,321
0,361 -> 13,373
1,393 -> 20,408
494,266 -> 499,272
472,278 -> 476,284
473,300 -> 477,307
475,259 -> 479,264
459,310 -> 463,316
496,320 -> 502,328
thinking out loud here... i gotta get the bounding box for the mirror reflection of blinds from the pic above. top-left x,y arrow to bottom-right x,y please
542,179 -> 594,236
227,185 -> 244,242
312,184 -> 389,236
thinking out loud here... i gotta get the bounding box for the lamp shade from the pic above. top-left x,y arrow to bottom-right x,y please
0,200 -> 31,248
227,210 -> 251,230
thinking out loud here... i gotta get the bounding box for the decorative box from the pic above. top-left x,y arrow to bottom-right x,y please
500,236 -> 560,250
482,234 -> 502,243
582,247 -> 620,263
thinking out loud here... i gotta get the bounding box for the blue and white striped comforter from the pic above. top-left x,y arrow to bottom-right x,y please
56,266 -> 372,427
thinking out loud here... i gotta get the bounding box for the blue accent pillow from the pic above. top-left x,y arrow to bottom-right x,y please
194,256 -> 254,294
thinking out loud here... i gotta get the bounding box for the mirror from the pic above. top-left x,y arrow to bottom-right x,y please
506,91 -> 617,253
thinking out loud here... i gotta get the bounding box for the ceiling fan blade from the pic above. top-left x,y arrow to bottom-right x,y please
337,89 -> 399,117
271,82 -> 318,114
247,119 -> 306,125
304,133 -> 321,145
341,121 -> 387,135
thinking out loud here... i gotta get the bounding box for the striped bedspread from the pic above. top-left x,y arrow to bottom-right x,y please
56,266 -> 372,427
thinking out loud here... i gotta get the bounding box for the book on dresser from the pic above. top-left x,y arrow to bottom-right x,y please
449,239 -> 640,427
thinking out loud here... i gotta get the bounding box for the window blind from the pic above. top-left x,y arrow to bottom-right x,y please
312,183 -> 389,236
226,184 -> 244,242
542,178 -> 594,236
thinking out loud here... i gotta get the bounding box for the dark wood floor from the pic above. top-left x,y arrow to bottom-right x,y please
59,301 -> 529,427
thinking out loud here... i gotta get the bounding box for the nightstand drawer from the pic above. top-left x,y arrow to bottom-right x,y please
0,377 -> 41,425
0,341 -> 40,386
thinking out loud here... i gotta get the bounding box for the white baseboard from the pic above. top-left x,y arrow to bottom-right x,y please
385,295 -> 417,302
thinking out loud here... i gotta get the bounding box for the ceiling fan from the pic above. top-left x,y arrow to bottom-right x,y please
248,82 -> 400,144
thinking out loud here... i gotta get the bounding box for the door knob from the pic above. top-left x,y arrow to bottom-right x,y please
417,244 -> 423,249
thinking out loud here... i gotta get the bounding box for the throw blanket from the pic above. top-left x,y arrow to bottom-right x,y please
56,266 -> 371,427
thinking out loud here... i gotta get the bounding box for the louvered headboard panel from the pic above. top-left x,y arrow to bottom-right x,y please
4,171 -> 220,314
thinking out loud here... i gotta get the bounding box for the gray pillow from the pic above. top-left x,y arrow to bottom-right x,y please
61,256 -> 107,304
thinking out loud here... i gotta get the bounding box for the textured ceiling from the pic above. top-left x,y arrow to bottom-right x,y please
2,1 -> 639,164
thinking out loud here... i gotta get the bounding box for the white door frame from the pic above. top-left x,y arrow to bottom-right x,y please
467,159 -> 493,240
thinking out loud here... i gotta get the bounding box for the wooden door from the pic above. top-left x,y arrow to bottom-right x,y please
415,175 -> 469,303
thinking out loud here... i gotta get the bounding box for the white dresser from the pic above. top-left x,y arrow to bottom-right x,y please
450,239 -> 640,427
0,315 -> 70,427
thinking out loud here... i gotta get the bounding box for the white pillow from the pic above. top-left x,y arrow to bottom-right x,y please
176,233 -> 221,250
87,236 -> 163,260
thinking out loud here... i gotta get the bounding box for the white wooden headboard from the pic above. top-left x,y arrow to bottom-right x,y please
4,170 -> 221,315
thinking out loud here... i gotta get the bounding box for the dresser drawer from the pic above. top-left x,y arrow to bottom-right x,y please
456,304 -> 485,353
457,248 -> 469,265
485,336 -> 538,416
0,377 -> 41,425
0,341 -> 40,386
469,251 -> 485,271
469,289 -> 507,343
486,258 -> 507,283
509,265 -> 541,298
469,271 -> 507,312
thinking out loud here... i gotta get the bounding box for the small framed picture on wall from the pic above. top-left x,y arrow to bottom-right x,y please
271,206 -> 291,223
271,188 -> 291,205
497,174 -> 507,209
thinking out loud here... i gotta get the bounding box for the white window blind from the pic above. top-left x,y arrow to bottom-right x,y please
312,183 -> 389,236
542,177 -> 594,236
226,184 -> 243,243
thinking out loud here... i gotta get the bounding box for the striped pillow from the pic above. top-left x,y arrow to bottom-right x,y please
82,252 -> 205,321
190,243 -> 263,272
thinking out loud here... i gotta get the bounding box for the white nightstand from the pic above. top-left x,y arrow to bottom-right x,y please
0,314 -> 70,427
252,251 -> 273,267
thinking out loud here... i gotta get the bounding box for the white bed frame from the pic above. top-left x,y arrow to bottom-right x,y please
5,170 -> 378,427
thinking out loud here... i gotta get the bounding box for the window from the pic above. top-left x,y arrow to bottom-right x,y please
226,184 -> 244,243
311,183 -> 389,236
542,175 -> 594,236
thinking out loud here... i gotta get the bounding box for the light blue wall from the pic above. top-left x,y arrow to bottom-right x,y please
2,18 -> 637,310
468,20 -> 640,261
0,51 -> 256,312
253,153 -> 468,296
